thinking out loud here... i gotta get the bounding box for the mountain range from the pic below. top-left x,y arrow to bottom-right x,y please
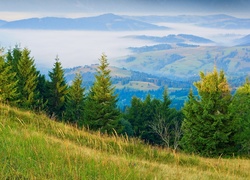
1,13 -> 250,31
0,13 -> 167,31
128,14 -> 250,29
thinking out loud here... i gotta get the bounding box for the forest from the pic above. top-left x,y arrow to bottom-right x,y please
0,46 -> 250,157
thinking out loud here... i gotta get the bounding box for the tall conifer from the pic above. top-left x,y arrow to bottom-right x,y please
84,54 -> 120,134
47,56 -> 68,120
64,73 -> 85,125
181,68 -> 235,156
0,49 -> 19,104
231,78 -> 250,154
17,48 -> 39,108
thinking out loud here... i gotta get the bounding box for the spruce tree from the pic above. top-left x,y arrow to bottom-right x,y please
181,68 -> 235,156
0,50 -> 19,104
84,53 -> 120,134
17,48 -> 39,108
47,56 -> 68,120
231,78 -> 250,154
35,73 -> 49,112
126,96 -> 143,136
6,45 -> 22,77
64,73 -> 85,125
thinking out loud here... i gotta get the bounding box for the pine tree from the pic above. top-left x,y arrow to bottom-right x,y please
0,49 -> 19,104
47,56 -> 68,120
231,78 -> 250,154
17,48 -> 39,108
181,68 -> 235,156
84,53 -> 120,134
64,73 -> 85,125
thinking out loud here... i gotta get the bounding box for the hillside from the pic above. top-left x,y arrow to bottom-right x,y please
235,34 -> 250,46
64,65 -> 193,109
115,45 -> 250,79
0,104 -> 250,179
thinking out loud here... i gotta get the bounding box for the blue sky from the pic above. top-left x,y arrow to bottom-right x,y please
0,0 -> 249,20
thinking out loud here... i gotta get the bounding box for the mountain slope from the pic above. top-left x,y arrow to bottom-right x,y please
0,104 -> 250,179
235,34 -> 250,46
115,45 -> 250,79
0,13 -> 168,31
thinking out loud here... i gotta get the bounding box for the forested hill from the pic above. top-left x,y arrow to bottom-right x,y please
63,64 -> 246,109
64,65 -> 193,109
64,65 -> 191,88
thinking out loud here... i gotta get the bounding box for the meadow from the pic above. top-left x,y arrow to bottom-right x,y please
0,104 -> 249,179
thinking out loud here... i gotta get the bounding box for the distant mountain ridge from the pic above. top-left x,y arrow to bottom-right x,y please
0,13 -> 168,31
128,34 -> 214,44
1,13 -> 249,31
128,14 -> 250,29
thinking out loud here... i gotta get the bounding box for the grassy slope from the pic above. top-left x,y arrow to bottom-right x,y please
0,104 -> 250,179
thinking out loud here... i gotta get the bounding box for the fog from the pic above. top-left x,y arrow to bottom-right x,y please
0,23 -> 250,71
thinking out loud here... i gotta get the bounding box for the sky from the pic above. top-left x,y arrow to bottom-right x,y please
0,0 -> 250,20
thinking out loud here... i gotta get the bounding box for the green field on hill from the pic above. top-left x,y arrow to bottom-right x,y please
0,104 -> 249,179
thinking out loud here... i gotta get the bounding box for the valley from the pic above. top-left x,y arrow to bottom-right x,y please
1,13 -> 250,109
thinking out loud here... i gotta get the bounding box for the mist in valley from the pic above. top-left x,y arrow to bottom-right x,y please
0,22 -> 249,72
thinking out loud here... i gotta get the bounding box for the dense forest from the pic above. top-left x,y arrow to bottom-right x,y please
0,46 -> 250,157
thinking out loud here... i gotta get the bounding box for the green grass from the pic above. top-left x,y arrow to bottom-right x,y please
0,104 -> 250,179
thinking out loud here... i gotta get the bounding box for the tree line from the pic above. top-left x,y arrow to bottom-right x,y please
0,46 -> 249,157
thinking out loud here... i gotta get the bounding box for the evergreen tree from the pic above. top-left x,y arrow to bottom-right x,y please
84,53 -> 120,134
125,96 -> 143,136
64,73 -> 85,125
17,48 -> 39,108
47,56 -> 68,120
140,94 -> 161,144
6,45 -> 22,77
149,89 -> 183,148
125,89 -> 183,146
231,78 -> 250,154
181,68 -> 235,156
35,73 -> 49,112
0,49 -> 19,104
